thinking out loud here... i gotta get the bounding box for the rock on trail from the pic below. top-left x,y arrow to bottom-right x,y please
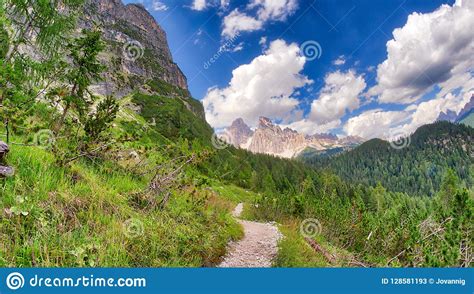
218,203 -> 282,268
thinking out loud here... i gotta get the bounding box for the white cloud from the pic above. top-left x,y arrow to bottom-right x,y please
222,9 -> 263,38
154,1 -> 168,11
151,0 -> 168,11
203,39 -> 310,128
259,36 -> 268,47
309,70 -> 366,125
370,0 -> 474,104
191,0 -> 207,11
344,0 -> 474,139
222,0 -> 299,38
401,90 -> 473,134
343,88 -> 473,139
249,0 -> 298,21
344,109 -> 410,139
333,55 -> 346,66
231,42 -> 244,52
284,119 -> 341,135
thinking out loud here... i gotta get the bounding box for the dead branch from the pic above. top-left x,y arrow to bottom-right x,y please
386,217 -> 454,266
64,141 -> 116,165
144,154 -> 198,209
304,237 -> 336,264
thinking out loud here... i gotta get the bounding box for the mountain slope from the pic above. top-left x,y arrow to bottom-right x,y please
83,0 -> 188,96
304,121 -> 474,196
81,0 -> 214,143
457,109 -> 474,128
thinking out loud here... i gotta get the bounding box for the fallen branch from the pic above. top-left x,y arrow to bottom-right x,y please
63,141 -> 116,165
304,237 -> 336,264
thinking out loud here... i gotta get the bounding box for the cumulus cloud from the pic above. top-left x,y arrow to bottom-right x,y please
249,0 -> 298,21
344,109 -> 410,139
370,0 -> 474,104
309,70 -> 366,125
202,39 -> 310,128
343,89 -> 473,139
222,9 -> 263,38
222,0 -> 298,38
284,119 -> 342,135
191,0 -> 207,11
401,90 -> 473,134
342,0 -> 474,139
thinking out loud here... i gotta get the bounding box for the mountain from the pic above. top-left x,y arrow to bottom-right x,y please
83,0 -> 188,97
455,94 -> 474,128
79,0 -> 214,142
225,118 -> 254,147
456,94 -> 474,121
436,109 -> 457,122
437,94 -> 474,127
224,117 -> 364,158
304,121 -> 474,196
457,109 -> 474,128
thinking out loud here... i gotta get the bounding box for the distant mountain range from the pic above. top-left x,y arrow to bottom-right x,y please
437,94 -> 474,127
223,117 -> 364,158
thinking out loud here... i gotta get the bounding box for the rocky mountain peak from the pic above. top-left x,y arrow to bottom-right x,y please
437,94 -> 474,124
224,118 -> 364,158
457,94 -> 474,119
437,109 -> 457,122
227,118 -> 254,147
310,133 -> 339,141
258,117 -> 276,129
230,118 -> 250,129
283,127 -> 298,134
338,135 -> 365,145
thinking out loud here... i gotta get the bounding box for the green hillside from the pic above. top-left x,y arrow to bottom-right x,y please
304,121 -> 474,196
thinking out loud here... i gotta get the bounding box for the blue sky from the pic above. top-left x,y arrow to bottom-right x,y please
125,0 -> 473,139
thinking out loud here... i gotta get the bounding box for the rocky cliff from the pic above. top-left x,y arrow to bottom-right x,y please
83,0 -> 188,96
437,94 -> 474,124
225,117 -> 364,158
226,118 -> 254,147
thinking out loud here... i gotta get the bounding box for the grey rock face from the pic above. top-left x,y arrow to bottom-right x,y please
83,0 -> 188,95
456,94 -> 474,121
224,117 -> 365,158
226,118 -> 254,146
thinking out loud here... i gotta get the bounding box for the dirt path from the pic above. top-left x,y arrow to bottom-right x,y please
218,203 -> 282,268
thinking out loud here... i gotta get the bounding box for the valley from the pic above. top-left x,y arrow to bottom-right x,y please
0,0 -> 472,269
